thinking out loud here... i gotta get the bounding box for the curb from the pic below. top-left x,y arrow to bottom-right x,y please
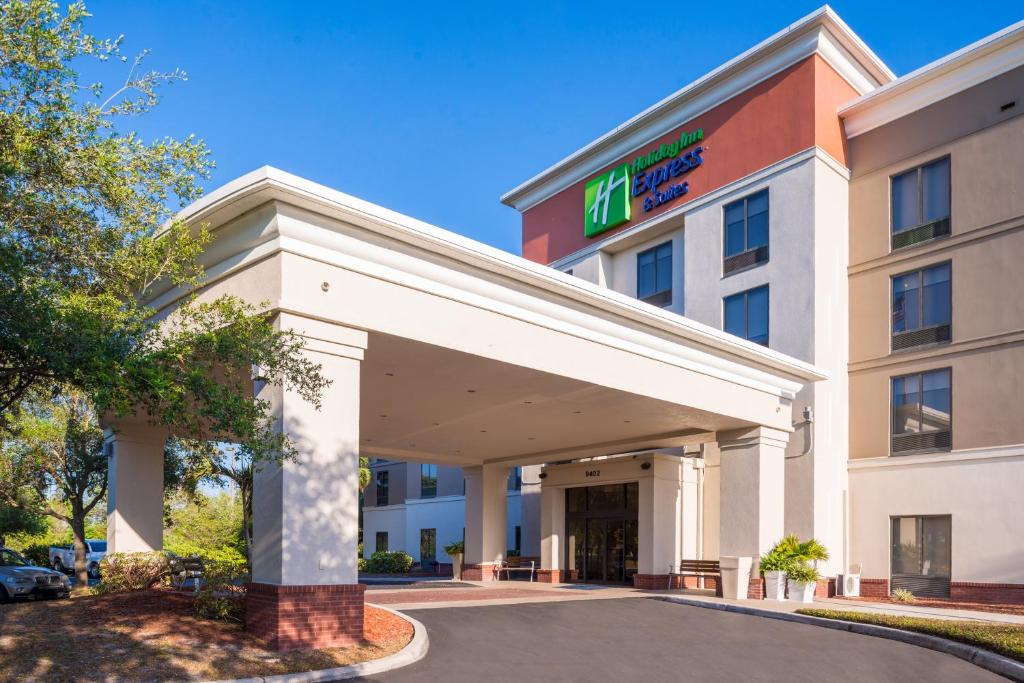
651,595 -> 1024,682
191,604 -> 429,683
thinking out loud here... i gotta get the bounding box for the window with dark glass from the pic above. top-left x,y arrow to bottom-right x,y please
514,526 -> 522,554
723,285 -> 769,346
891,368 -> 951,455
723,189 -> 769,274
420,463 -> 437,498
508,466 -> 522,492
376,471 -> 389,506
375,531 -> 388,553
892,262 -> 951,350
891,157 -> 951,249
891,515 -> 952,597
636,241 -> 672,307
420,528 -> 436,564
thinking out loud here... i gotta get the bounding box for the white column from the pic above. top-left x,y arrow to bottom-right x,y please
680,457 -> 699,562
106,420 -> 168,553
251,321 -> 367,586
718,426 -> 788,560
463,463 -> 509,580
638,458 -> 683,577
540,484 -> 566,579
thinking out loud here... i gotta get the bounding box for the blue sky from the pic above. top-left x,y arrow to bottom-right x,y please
85,1 -> 1021,255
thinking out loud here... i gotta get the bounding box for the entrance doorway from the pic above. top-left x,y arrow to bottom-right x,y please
566,483 -> 639,583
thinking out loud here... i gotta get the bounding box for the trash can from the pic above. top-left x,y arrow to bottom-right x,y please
719,556 -> 753,599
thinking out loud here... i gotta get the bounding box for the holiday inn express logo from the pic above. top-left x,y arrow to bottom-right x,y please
585,163 -> 631,238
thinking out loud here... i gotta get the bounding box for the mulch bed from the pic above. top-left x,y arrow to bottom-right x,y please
0,589 -> 412,682
833,595 -> 1024,617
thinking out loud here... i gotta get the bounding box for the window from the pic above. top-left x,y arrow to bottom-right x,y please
891,368 -> 951,455
636,241 -> 672,307
892,262 -> 951,350
514,526 -> 522,554
508,467 -> 522,492
420,464 -> 437,498
375,531 -> 388,553
891,516 -> 951,597
420,528 -> 436,564
891,157 -> 951,249
723,285 -> 769,346
723,189 -> 769,274
375,471 -> 389,506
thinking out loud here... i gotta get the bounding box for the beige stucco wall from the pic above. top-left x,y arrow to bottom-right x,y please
848,108 -> 1024,459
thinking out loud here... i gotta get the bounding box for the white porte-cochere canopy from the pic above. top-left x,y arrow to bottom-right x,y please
105,167 -> 826,641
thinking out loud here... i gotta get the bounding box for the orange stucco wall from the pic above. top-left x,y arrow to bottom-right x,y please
520,55 -> 858,265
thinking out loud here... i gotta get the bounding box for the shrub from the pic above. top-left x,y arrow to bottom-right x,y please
366,550 -> 414,573
443,540 -> 464,557
892,588 -> 915,603
358,557 -> 367,572
193,560 -> 248,622
19,543 -> 52,568
760,535 -> 829,574
795,609 -> 1024,664
93,551 -> 170,594
786,562 -> 821,584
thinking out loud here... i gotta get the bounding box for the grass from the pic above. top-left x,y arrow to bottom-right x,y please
796,608 -> 1024,663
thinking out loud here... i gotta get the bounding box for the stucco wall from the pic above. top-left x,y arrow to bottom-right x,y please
850,453 -> 1024,582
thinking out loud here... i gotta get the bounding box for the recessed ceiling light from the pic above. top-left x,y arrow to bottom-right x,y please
523,400 -> 533,404
624,420 -> 632,423
432,422 -> 440,427
379,414 -> 388,418
573,410 -> 582,414
385,372 -> 394,377
528,437 -> 535,440
467,389 -> 477,393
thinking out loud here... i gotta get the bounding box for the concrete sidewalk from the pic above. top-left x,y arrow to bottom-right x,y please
368,579 -> 1024,623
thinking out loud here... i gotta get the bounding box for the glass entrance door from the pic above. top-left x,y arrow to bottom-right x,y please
565,483 -> 639,584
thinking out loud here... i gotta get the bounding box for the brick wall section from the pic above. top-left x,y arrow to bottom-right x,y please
859,578 -> 890,598
461,563 -> 499,581
815,577 -> 837,598
246,583 -> 365,651
747,577 -> 765,600
951,582 -> 1024,604
536,569 -> 578,583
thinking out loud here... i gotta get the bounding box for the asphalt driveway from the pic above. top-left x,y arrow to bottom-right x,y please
360,598 -> 1003,682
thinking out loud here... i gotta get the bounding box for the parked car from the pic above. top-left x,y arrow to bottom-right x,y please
49,540 -> 107,578
0,547 -> 70,602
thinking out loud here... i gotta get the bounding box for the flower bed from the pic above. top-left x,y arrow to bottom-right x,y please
0,589 -> 412,682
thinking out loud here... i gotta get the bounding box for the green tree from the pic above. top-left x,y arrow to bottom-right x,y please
0,0 -> 331,559
0,388 -> 106,588
164,491 -> 245,566
0,498 -> 46,546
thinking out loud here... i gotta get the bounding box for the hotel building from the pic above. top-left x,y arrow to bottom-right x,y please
103,6 -> 1024,650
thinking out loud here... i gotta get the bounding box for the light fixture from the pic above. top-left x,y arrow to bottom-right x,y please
538,472 -> 548,479
640,462 -> 652,470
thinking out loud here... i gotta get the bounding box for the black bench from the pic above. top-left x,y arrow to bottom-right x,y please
667,559 -> 723,596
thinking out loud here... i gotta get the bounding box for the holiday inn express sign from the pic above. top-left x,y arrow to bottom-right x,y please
584,128 -> 705,238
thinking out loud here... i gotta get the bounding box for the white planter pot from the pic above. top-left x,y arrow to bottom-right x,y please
450,553 -> 463,581
764,571 -> 787,600
719,556 -> 753,600
787,579 -> 816,603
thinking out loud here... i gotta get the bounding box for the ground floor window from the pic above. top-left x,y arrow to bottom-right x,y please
420,528 -> 437,565
891,515 -> 951,598
514,525 -> 521,554
375,531 -> 388,553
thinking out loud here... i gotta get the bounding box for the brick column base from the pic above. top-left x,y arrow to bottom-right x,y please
747,577 -> 765,600
247,583 -> 365,651
461,563 -> 499,581
535,569 -> 577,583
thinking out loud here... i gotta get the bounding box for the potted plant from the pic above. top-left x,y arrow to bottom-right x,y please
759,545 -> 793,601
444,540 -> 464,580
786,562 -> 820,603
506,548 -> 521,568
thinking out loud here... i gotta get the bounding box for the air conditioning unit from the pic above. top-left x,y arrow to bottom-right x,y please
836,573 -> 861,597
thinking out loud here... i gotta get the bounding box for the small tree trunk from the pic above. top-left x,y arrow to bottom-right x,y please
70,509 -> 90,592
240,483 -> 253,574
